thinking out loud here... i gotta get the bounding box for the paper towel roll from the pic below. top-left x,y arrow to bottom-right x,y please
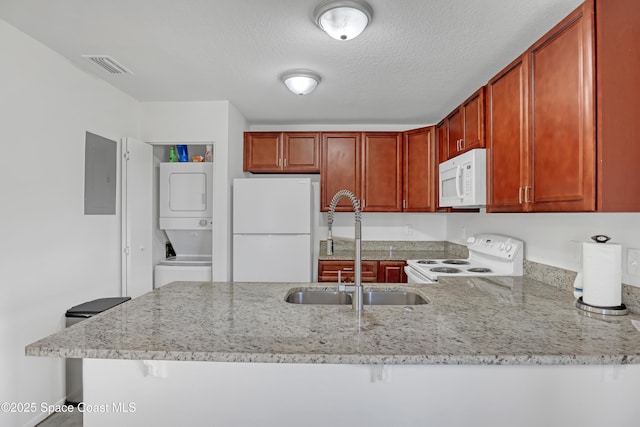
582,241 -> 622,307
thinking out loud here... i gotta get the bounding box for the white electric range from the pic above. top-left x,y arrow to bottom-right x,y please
405,234 -> 524,284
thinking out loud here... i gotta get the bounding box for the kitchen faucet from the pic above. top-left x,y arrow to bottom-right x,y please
327,190 -> 363,311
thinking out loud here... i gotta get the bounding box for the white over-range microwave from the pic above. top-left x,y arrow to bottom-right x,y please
439,148 -> 486,208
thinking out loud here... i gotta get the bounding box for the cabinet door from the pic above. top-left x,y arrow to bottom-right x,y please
447,109 -> 463,157
321,133 -> 361,211
318,260 -> 378,283
361,132 -> 403,212
486,56 -> 529,213
283,132 -> 320,173
436,120 -> 448,163
378,261 -> 407,283
404,127 -> 435,212
462,87 -> 486,151
528,3 -> 595,211
121,137 -> 153,298
243,132 -> 282,172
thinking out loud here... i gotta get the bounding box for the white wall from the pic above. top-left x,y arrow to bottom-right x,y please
226,103 -> 249,279
324,212 -> 447,242
0,20 -> 139,427
446,212 -> 640,287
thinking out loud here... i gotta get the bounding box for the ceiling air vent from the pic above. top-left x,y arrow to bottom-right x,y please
81,55 -> 133,75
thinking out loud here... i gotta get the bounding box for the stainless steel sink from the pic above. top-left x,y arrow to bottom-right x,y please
285,289 -> 428,305
285,290 -> 351,305
362,290 -> 428,305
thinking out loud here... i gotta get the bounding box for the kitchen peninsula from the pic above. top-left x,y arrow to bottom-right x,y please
27,278 -> 640,426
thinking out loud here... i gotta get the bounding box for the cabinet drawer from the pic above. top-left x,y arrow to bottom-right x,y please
318,260 -> 378,282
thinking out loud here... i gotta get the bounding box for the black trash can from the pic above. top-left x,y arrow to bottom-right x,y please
65,297 -> 130,405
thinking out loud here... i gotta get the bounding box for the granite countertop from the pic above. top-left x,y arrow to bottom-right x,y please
26,278 -> 640,365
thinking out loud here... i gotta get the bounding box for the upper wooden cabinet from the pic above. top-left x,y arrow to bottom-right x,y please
446,108 -> 463,158
244,132 -> 320,173
442,87 -> 486,160
488,0 -> 640,212
527,4 -> 595,212
362,132 -> 403,212
436,120 -> 448,164
320,133 -> 361,211
462,89 -> 485,152
321,130 -> 436,213
486,55 -> 529,213
488,1 -> 595,212
243,132 -> 280,172
404,126 -> 436,212
321,132 -> 403,212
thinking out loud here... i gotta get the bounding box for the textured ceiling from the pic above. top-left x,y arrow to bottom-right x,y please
0,0 -> 584,125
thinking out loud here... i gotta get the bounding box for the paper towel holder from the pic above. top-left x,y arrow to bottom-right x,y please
576,234 -> 627,315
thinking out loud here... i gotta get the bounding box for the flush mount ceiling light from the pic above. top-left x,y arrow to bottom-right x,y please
313,0 -> 373,41
281,70 -> 321,95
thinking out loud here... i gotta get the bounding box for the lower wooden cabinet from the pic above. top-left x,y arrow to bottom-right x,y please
318,260 -> 378,283
318,260 -> 407,283
378,261 -> 408,283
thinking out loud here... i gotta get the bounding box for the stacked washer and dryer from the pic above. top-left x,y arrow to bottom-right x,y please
154,162 -> 213,288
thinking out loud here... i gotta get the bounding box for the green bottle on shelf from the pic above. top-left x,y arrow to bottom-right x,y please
169,146 -> 178,162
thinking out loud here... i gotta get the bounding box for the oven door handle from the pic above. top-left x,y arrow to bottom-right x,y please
405,265 -> 435,284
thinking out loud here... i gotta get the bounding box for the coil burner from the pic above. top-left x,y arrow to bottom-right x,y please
467,267 -> 493,273
430,267 -> 462,274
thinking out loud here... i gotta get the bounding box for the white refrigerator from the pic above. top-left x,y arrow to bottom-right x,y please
232,178 -> 313,282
